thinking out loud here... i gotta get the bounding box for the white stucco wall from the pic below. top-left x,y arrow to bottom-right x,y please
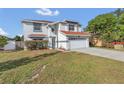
23,22 -> 57,50
86,37 -> 89,47
4,41 -> 16,50
57,32 -> 68,49
58,23 -> 81,32
23,22 -> 49,41
58,23 -> 68,31
74,24 -> 82,32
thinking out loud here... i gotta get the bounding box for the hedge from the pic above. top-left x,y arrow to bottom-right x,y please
25,40 -> 48,50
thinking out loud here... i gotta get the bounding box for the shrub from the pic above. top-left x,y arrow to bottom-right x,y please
0,36 -> 8,47
25,40 -> 48,50
102,42 -> 114,48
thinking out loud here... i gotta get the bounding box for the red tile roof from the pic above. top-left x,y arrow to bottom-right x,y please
61,31 -> 90,36
29,34 -> 47,37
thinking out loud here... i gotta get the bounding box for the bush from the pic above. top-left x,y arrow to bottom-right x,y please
0,36 -> 8,47
102,42 -> 114,48
25,40 -> 48,50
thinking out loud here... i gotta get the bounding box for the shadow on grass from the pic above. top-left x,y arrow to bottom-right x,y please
0,51 -> 59,72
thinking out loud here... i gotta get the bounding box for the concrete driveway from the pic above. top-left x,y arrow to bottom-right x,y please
72,47 -> 124,62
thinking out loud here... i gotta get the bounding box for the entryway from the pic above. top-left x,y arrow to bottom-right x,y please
52,37 -> 56,49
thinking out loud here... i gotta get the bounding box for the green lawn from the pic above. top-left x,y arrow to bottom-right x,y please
0,50 -> 124,84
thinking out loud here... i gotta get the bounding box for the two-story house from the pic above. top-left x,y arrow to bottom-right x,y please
22,19 -> 90,50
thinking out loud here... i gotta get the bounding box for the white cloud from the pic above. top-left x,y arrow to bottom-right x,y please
0,28 -> 8,36
36,8 -> 60,16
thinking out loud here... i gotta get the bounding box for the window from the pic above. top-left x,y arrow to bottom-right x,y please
51,25 -> 58,34
54,24 -> 58,31
51,28 -> 55,32
69,24 -> 75,31
33,23 -> 42,32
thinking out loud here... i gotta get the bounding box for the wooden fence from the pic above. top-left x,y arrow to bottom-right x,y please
15,41 -> 24,50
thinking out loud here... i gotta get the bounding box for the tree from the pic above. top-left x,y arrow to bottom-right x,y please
116,13 -> 124,41
85,8 -> 124,43
113,8 -> 124,18
86,13 -> 117,42
14,35 -> 24,41
0,36 -> 8,47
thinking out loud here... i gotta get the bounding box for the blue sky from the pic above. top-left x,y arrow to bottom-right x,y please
0,8 -> 117,38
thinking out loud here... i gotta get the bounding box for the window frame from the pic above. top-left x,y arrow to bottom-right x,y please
69,24 -> 75,31
33,23 -> 42,32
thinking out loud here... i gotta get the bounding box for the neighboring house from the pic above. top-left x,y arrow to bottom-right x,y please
0,35 -> 16,51
22,19 -> 90,50
4,38 -> 16,50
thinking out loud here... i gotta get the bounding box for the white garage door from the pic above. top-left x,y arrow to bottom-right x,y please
69,39 -> 88,49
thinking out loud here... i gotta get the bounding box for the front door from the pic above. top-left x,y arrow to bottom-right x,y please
52,37 -> 55,49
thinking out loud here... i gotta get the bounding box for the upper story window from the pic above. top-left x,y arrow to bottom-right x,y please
69,24 -> 75,31
51,28 -> 55,32
33,23 -> 42,32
